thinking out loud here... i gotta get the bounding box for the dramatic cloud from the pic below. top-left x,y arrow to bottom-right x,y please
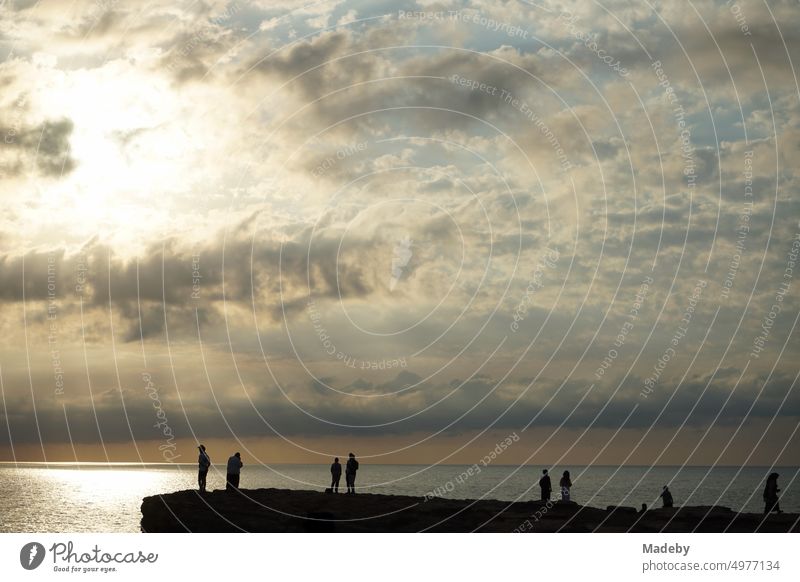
0,0 -> 798,465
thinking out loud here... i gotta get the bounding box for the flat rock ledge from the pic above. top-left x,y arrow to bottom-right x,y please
140,488 -> 799,533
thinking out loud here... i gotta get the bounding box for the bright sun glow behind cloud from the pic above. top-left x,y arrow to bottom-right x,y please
23,58 -> 214,252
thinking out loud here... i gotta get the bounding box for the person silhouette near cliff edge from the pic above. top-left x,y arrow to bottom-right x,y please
763,473 -> 782,514
559,470 -> 572,502
539,469 -> 552,501
660,485 -> 674,508
345,453 -> 359,494
330,457 -> 342,493
226,452 -> 243,492
197,444 -> 210,492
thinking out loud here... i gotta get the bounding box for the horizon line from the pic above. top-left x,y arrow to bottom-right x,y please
1,461 -> 798,468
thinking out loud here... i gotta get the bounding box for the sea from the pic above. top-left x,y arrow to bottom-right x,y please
0,463 -> 797,532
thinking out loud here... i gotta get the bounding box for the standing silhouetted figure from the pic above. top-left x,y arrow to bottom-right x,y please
226,452 -> 243,492
197,444 -> 211,492
330,457 -> 342,493
345,452 -> 359,494
660,485 -> 673,508
560,470 -> 572,502
763,472 -> 782,514
539,469 -> 552,501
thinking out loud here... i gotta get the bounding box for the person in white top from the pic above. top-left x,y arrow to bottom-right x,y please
226,452 -> 243,491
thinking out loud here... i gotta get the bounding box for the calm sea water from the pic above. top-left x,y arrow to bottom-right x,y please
0,463 -> 796,532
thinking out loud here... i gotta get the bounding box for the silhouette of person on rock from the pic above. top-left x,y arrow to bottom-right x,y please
345,453 -> 359,494
539,469 -> 552,501
559,470 -> 572,502
197,444 -> 211,492
226,452 -> 243,492
660,485 -> 673,508
763,473 -> 782,515
330,457 -> 342,493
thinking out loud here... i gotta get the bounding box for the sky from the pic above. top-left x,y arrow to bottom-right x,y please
0,0 -> 798,466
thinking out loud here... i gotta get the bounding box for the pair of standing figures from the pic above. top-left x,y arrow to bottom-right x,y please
197,445 -> 242,492
330,453 -> 359,494
539,469 -> 572,502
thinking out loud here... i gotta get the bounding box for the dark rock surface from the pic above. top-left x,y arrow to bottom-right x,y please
141,488 -> 799,533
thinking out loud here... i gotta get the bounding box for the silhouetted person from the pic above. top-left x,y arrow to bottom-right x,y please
330,457 -> 342,493
763,472 -> 782,514
539,469 -> 552,501
559,470 -> 572,502
639,503 -> 648,514
660,485 -> 673,508
197,444 -> 211,492
345,452 -> 359,494
226,452 -> 243,491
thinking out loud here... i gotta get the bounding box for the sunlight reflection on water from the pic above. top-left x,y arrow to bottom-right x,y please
0,463 -> 796,532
